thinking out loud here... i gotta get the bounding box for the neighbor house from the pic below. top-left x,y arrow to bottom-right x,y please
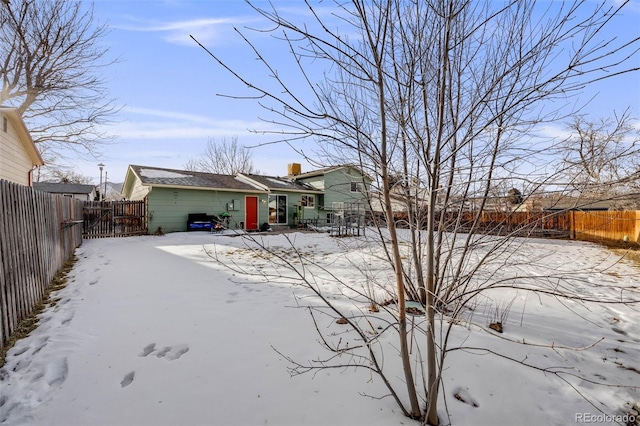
121,164 -> 371,233
525,194 -> 640,212
0,107 -> 44,186
34,182 -> 97,201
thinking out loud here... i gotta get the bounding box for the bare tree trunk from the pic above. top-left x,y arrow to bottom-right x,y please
381,172 -> 421,419
423,2 -> 456,423
368,1 -> 420,417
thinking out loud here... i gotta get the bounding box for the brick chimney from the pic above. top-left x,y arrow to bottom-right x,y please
288,163 -> 302,176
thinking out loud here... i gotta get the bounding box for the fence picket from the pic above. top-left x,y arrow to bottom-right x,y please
571,210 -> 640,243
460,210 -> 639,243
82,200 -> 147,238
0,180 -> 83,349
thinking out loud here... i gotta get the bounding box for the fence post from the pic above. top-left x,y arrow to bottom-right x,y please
569,210 -> 575,240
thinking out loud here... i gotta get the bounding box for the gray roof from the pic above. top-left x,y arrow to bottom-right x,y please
34,182 -> 95,194
129,165 -> 262,192
292,164 -> 372,181
239,173 -> 321,193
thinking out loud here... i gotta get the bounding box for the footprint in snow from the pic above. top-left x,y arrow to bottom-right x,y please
10,345 -> 30,357
121,371 -> 135,388
137,343 -> 190,361
31,336 -> 49,356
452,387 -> 479,408
11,358 -> 32,373
155,344 -> 189,361
139,343 -> 156,357
46,358 -> 68,387
155,346 -> 171,358
164,345 -> 189,361
612,327 -> 628,336
60,312 -> 74,326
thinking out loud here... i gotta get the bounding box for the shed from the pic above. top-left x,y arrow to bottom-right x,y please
34,182 -> 97,201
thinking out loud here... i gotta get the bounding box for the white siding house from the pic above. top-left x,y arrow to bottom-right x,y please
0,107 -> 44,186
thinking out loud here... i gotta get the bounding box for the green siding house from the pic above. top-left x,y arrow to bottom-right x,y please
291,165 -> 372,225
121,164 -> 370,233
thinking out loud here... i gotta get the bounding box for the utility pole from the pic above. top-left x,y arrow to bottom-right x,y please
98,163 -> 104,201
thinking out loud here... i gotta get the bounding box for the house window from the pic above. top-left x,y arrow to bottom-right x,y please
326,213 -> 335,224
268,194 -> 288,224
301,194 -> 315,208
350,181 -> 364,192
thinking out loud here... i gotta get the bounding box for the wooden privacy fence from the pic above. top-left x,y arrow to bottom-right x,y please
570,210 -> 640,243
475,210 -> 640,243
476,210 -> 640,243
392,209 -> 640,244
83,200 -> 147,238
0,179 -> 83,349
478,211 -> 572,237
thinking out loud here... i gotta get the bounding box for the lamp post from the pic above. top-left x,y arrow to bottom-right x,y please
98,163 -> 104,201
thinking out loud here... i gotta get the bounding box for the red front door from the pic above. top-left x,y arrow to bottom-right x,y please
245,196 -> 259,230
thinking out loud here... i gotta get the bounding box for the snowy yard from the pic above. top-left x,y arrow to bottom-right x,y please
0,231 -> 638,426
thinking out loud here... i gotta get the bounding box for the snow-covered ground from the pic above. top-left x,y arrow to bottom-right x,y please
0,231 -> 638,426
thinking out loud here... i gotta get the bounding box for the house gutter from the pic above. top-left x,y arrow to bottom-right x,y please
29,165 -> 39,187
145,183 -> 265,193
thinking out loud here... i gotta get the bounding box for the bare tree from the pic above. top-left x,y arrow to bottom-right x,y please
507,188 -> 524,207
0,0 -> 117,168
184,136 -> 258,175
47,169 -> 94,185
194,1 -> 640,424
558,110 -> 640,195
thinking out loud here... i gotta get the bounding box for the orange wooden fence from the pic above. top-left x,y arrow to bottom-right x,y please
478,210 -> 640,243
392,209 -> 640,244
570,210 -> 640,243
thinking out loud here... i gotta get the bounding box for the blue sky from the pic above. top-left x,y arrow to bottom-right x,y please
75,0 -> 640,185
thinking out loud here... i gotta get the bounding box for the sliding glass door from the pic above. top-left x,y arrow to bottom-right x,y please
268,194 -> 287,224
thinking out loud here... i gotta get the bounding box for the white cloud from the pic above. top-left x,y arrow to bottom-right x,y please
535,124 -> 573,140
114,16 -> 254,46
612,0 -> 640,13
100,106 -> 278,141
109,124 -> 236,140
121,106 -> 220,124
